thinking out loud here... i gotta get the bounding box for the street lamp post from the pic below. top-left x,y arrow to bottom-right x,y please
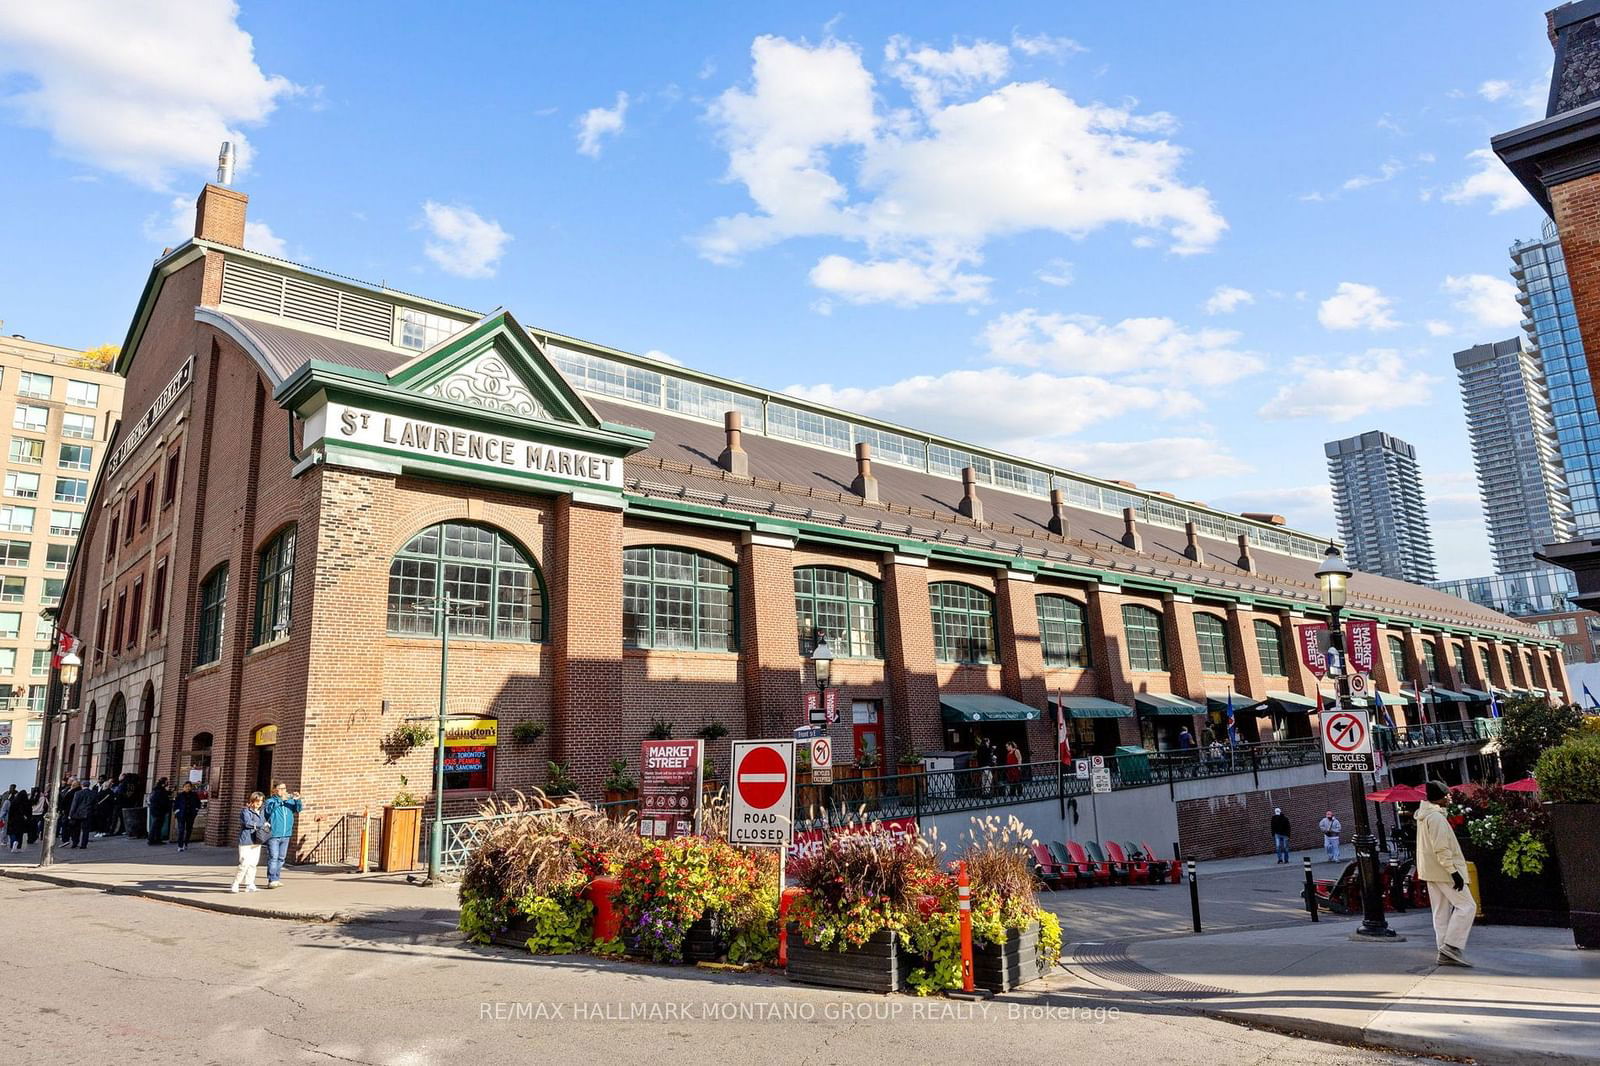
1315,545 -> 1395,939
39,650 -> 81,868
810,634 -> 834,819
414,594 -> 458,885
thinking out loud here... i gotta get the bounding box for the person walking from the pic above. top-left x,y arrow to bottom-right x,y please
262,783 -> 303,888
231,792 -> 268,893
1417,780 -> 1475,967
67,780 -> 96,849
1271,807 -> 1292,864
172,783 -> 201,852
1002,742 -> 1022,798
5,787 -> 31,851
1318,810 -> 1342,863
55,776 -> 76,843
146,778 -> 172,846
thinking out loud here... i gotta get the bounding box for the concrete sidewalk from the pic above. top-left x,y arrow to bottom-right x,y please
0,834 -> 458,927
1070,913 -> 1600,1064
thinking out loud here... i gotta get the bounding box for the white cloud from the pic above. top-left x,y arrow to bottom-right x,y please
419,201 -> 511,279
0,0 -> 298,189
982,309 -> 1263,387
1424,320 -> 1455,337
145,195 -> 290,256
1036,258 -> 1074,287
575,91 -> 629,157
1210,484 -> 1334,534
1318,282 -> 1399,331
1203,286 -> 1254,315
1478,79 -> 1513,102
700,34 -> 1225,302
1442,273 -> 1521,330
809,253 -> 991,306
1258,349 -> 1436,422
1442,148 -> 1530,213
1477,77 -> 1548,114
1050,437 -> 1251,482
1010,32 -> 1085,58
642,349 -> 682,366
1342,159 -> 1404,191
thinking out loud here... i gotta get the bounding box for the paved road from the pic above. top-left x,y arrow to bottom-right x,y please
2,879 -> 1420,1066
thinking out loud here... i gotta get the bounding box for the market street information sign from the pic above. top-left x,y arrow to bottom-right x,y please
729,740 -> 795,846
1344,619 -> 1378,675
1297,623 -> 1329,678
1321,708 -> 1376,773
640,739 -> 703,839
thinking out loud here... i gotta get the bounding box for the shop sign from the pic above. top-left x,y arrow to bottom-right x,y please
253,724 -> 277,747
107,356 -> 194,476
443,717 -> 498,747
639,739 -> 702,840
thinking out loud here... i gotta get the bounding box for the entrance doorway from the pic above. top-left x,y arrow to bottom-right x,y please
252,724 -> 277,794
851,701 -> 881,766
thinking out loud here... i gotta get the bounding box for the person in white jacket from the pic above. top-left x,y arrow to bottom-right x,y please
1416,780 -> 1475,967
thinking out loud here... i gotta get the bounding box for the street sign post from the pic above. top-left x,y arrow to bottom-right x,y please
1322,708 -> 1376,773
1348,673 -> 1370,698
1090,767 -> 1112,794
1074,758 -> 1089,780
1090,754 -> 1105,770
729,740 -> 796,846
809,736 -> 833,785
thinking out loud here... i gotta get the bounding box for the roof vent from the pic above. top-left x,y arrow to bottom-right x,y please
1121,507 -> 1142,552
718,411 -> 748,477
1047,487 -> 1069,537
850,441 -> 878,504
1237,533 -> 1255,573
216,141 -> 236,186
1184,521 -> 1205,564
958,466 -> 983,522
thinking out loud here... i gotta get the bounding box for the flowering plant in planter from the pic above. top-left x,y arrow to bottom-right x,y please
787,826 -> 938,950
616,835 -> 780,963
1450,782 -> 1552,878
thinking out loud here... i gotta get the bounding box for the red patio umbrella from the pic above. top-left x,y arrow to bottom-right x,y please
1366,784 -> 1425,803
1503,777 -> 1540,793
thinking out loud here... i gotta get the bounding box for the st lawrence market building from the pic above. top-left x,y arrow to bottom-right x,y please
48,180 -> 1567,856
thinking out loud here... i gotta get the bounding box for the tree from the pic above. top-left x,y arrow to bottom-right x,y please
1498,695 -> 1585,778
68,344 -> 118,371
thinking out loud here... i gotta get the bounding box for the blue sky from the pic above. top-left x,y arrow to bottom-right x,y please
0,1 -> 1565,578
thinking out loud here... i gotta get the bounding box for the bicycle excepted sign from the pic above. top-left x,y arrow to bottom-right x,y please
1321,707 -> 1375,773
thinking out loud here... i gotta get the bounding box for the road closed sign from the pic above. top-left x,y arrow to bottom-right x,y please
1321,707 -> 1375,773
729,740 -> 796,846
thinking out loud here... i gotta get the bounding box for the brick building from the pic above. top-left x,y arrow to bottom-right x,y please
48,181 -> 1567,854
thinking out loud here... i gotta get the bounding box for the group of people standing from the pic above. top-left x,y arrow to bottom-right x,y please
0,775 -> 207,852
231,783 -> 302,892
968,738 -> 1025,797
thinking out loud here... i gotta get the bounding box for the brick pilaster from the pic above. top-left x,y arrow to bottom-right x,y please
996,570 -> 1045,708
881,554 -> 941,756
1549,175 -> 1600,392
1225,605 -> 1268,701
1162,596 -> 1206,702
550,497 -> 624,792
738,534 -> 803,739
1086,585 -> 1134,704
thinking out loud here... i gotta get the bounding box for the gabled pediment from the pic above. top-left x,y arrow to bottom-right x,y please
387,309 -> 603,428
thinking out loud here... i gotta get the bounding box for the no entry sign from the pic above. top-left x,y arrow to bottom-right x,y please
1321,707 -> 1375,773
729,740 -> 795,846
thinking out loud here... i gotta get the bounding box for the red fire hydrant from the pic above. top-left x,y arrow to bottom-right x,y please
586,876 -> 623,941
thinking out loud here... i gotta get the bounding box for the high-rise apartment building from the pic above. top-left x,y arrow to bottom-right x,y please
1324,430 -> 1437,583
1453,338 -> 1574,575
0,336 -> 123,767
1511,219 -> 1600,537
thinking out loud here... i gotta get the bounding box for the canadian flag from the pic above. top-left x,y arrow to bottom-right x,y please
1056,699 -> 1071,763
51,631 -> 80,670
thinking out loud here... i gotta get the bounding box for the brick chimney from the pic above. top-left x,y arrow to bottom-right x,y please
1047,487 -> 1069,536
850,441 -> 878,504
1183,521 -> 1205,564
717,411 -> 748,476
1237,533 -> 1255,573
958,466 -> 983,522
1241,512 -> 1286,526
194,183 -> 248,247
1121,507 -> 1141,551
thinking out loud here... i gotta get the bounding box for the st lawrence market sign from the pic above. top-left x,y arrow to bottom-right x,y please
107,355 -> 195,476
309,401 -> 624,490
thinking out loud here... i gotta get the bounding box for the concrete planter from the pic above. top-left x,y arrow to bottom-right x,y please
785,925 -> 902,993
623,913 -> 723,963
972,920 -> 1048,992
1462,839 -> 1568,927
1548,802 -> 1600,948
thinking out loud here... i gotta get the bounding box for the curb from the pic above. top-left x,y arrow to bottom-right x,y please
0,866 -> 358,924
1201,1007 -> 1590,1066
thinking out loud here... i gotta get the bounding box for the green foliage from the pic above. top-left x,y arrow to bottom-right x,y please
592,935 -> 626,958
1499,697 -> 1586,778
546,760 -> 577,794
521,891 -> 594,954
1534,734 -> 1600,804
1502,832 -> 1549,878
905,911 -> 961,996
697,721 -> 729,743
1038,910 -> 1063,971
603,759 -> 635,792
458,892 -> 507,944
392,775 -> 420,807
511,721 -> 545,744
646,718 -> 674,740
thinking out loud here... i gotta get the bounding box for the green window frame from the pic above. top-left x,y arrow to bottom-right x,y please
195,565 -> 227,666
1479,645 -> 1494,683
929,582 -> 996,664
623,546 -> 736,651
387,522 -> 544,642
1122,604 -> 1167,672
794,566 -> 880,658
1194,612 -> 1231,674
1453,644 -> 1468,682
1037,595 -> 1090,669
252,526 -> 296,645
1388,635 -> 1408,679
1255,619 -> 1287,677
1422,640 -> 1441,685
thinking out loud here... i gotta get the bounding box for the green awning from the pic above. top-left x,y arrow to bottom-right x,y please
1375,689 -> 1413,705
1423,687 -> 1471,703
1206,693 -> 1262,715
1053,695 -> 1133,719
1264,690 -> 1318,712
939,694 -> 1041,724
1530,687 -> 1548,697
1136,692 -> 1205,716
1459,687 -> 1492,701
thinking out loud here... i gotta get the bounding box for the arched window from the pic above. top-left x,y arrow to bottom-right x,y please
195,565 -> 227,666
1121,604 -> 1167,672
387,523 -> 544,641
1194,613 -> 1231,674
623,547 -> 735,651
103,695 -> 127,780
794,567 -> 880,658
252,525 -> 296,645
1387,635 -> 1407,679
79,702 -> 97,778
1255,620 -> 1287,677
1506,647 -> 1525,686
1421,640 -> 1441,685
1479,644 -> 1494,683
929,582 -> 996,664
1452,644 -> 1468,682
1037,595 -> 1090,669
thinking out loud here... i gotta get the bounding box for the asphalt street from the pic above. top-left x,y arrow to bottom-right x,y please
0,878 -> 1423,1066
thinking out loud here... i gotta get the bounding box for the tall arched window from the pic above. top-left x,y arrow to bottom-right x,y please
388,523 -> 544,641
1479,644 -> 1494,683
1506,647 -> 1525,686
103,695 -> 127,779
1452,644 -> 1469,683
79,702 -> 97,778
623,547 -> 735,651
195,564 -> 227,666
1037,595 -> 1090,668
794,567 -> 880,658
1194,613 -> 1231,674
1421,640 -> 1441,685
252,525 -> 296,645
1255,620 -> 1287,677
1387,635 -> 1408,679
929,582 -> 996,664
1121,604 -> 1167,672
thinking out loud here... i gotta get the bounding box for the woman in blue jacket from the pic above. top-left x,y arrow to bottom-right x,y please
231,792 -> 267,893
262,783 -> 303,888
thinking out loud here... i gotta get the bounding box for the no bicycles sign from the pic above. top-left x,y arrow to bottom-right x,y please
1321,707 -> 1375,773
